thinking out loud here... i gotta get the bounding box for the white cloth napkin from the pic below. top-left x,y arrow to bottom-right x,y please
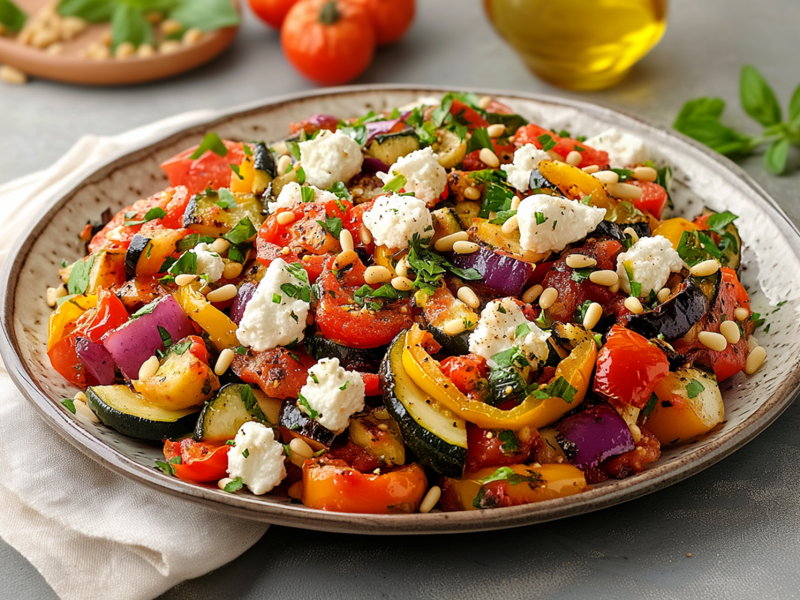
0,113 -> 270,600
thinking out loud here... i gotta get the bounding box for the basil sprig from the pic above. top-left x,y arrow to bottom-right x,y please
0,0 -> 26,32
674,65 -> 800,174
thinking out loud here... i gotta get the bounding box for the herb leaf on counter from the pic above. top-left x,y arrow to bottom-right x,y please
0,0 -> 26,32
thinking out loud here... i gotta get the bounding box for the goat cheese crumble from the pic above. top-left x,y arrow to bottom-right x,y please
236,258 -> 310,352
299,130 -> 363,189
616,235 -> 686,297
271,181 -> 338,211
583,128 -> 648,168
501,144 -> 551,192
227,422 -> 286,495
298,358 -> 365,434
362,193 -> 434,250
189,243 -> 225,283
469,298 -> 551,369
516,195 -> 606,254
377,147 -> 447,204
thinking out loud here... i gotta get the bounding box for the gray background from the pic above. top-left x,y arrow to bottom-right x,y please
2,0 -> 800,598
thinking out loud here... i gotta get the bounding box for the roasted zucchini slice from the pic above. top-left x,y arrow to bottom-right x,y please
434,128 -> 467,170
452,201 -> 481,229
305,333 -> 385,372
422,286 -> 478,355
380,331 -> 467,478
86,385 -> 199,441
279,399 -> 338,450
366,130 -> 420,165
194,383 -> 279,443
430,207 -> 462,244
182,191 -> 265,237
124,229 -> 186,279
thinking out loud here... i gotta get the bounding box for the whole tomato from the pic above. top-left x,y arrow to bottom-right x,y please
281,0 -> 375,85
348,0 -> 415,45
248,0 -> 299,28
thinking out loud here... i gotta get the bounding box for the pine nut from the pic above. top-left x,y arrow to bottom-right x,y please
464,186 -> 481,200
457,286 -> 480,309
478,96 -> 492,110
606,182 -> 643,200
339,229 -> 354,252
277,154 -> 292,175
333,249 -> 358,270
443,319 -> 466,335
510,197 -> 521,210
359,224 -> 372,245
391,276 -> 413,291
0,65 -> 27,85
453,241 -> 479,254
589,270 -> 618,287
211,238 -> 230,253
633,166 -> 658,182
609,281 -> 621,293
73,397 -> 100,423
115,41 -> 135,59
74,391 -> 88,403
139,356 -> 160,381
690,260 -> 720,278
46,43 -> 63,55
565,254 -> 597,269
160,18 -> 182,35
522,284 -> 543,304
629,423 -> 642,443
583,302 -> 603,330
159,40 -> 182,54
289,437 -> 314,459
395,257 -> 409,278
183,27 -> 203,45
479,148 -> 500,168
501,215 -> 519,234
622,227 -> 640,244
745,346 -> 767,375
582,165 -> 600,174
419,485 -> 442,513
624,297 -> 644,314
218,478 -> 234,491
207,284 -> 238,303
137,44 -> 156,58
276,211 -> 296,225
214,348 -> 235,376
518,426 -> 532,442
287,481 -> 303,499
698,331 -> 728,352
734,307 -> 750,321
566,151 -> 583,166
539,287 -> 558,310
748,335 -> 760,351
46,285 -> 66,307
657,287 -> 671,303
720,320 -> 741,345
593,170 -> 619,185
487,124 -> 506,138
175,273 -> 198,286
364,266 -> 392,284
223,262 -> 243,280
546,150 -> 564,162
434,231 -> 469,252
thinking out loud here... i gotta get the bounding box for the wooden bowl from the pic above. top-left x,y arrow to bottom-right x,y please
0,0 -> 239,85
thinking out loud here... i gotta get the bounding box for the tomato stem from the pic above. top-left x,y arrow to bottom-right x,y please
319,1 -> 341,25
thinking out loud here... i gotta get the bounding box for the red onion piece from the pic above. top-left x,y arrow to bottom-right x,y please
75,337 -> 116,386
448,247 -> 533,297
362,157 -> 390,175
230,282 -> 256,325
556,403 -> 635,471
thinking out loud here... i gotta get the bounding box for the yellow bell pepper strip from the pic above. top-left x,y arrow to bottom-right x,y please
47,294 -> 97,351
652,217 -> 698,250
440,463 -> 587,511
174,285 -> 238,351
402,322 -> 596,430
229,154 -> 255,193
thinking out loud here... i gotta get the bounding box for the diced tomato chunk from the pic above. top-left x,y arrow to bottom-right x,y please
160,141 -> 246,195
629,180 -> 669,220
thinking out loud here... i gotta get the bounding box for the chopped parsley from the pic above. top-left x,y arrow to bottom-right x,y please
328,181 -> 352,200
537,134 -> 557,152
316,215 -> 344,240
515,323 -> 531,338
66,254 -> 96,295
478,466 -> 542,486
172,339 -> 192,355
223,217 -> 257,245
571,267 -> 594,284
223,477 -> 243,492
297,393 -> 319,420
272,293 -> 281,304
296,166 -> 307,184
498,430 -> 520,455
124,206 -> 166,227
406,233 -> 482,294
686,379 -> 705,399
382,174 -> 407,193
61,398 -> 76,414
216,188 -> 238,209
242,448 -> 250,459
466,127 -> 493,154
190,133 -> 228,160
300,185 -> 316,204
623,262 -> 642,297
529,376 -> 578,404
489,209 -> 517,225
535,211 -> 547,225
230,164 -> 243,180
339,381 -> 351,391
339,124 -> 369,146
177,233 -> 216,252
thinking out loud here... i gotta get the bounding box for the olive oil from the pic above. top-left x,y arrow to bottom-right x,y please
484,0 -> 668,91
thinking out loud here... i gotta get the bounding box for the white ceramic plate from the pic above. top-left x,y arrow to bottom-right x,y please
1,86 -> 799,534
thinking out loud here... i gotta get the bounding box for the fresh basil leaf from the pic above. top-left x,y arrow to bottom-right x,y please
124,206 -> 166,227
176,233 -> 216,252
764,137 -> 789,175
537,134 -> 557,152
706,211 -> 739,234
296,166 -> 306,184
111,2 -> 154,50
478,182 -> 514,218
61,398 -> 76,414
431,95 -> 454,127
489,209 -> 517,225
297,393 -> 319,420
339,125 -> 368,146
157,326 -> 173,351
316,216 -> 343,240
0,0 -> 26,32
515,323 -> 531,338
675,97 -> 726,122
56,0 -> 114,23
223,217 -> 257,245
327,181 -> 351,200
382,174 -> 407,193
223,477 -> 243,492
740,64 -> 782,127
465,128 -> 493,154
190,132 -> 228,160
686,379 -> 705,399
789,83 -> 800,129
168,0 -> 240,32
478,466 -> 541,486
216,188 -> 238,209
498,430 -> 520,455
542,376 -> 577,404
67,255 -> 96,295
673,118 -> 755,156
300,186 -> 315,204
172,339 -> 192,355
162,250 -> 197,277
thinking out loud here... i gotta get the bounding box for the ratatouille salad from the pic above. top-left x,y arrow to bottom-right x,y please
47,93 -> 768,514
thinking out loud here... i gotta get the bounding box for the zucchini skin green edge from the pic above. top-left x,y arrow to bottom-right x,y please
379,332 -> 466,478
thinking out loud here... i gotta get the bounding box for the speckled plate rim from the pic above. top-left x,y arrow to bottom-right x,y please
2,85 -> 799,535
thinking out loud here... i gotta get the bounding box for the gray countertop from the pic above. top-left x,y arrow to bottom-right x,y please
2,0 -> 800,598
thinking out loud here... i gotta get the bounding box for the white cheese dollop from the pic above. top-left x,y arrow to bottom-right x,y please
299,130 -> 364,189
236,258 -> 309,352
298,358 -> 365,434
270,181 -> 338,211
616,235 -> 686,297
190,243 -> 225,283
583,128 -> 648,168
376,147 -> 447,204
516,194 -> 606,254
468,297 -> 551,369
227,422 -> 286,495
362,193 -> 434,250
501,144 -> 551,193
